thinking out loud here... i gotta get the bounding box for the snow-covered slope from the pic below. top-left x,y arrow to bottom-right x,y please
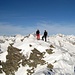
0,34 -> 75,75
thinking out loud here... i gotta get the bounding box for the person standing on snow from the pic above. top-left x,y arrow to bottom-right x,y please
36,29 -> 40,40
42,30 -> 48,42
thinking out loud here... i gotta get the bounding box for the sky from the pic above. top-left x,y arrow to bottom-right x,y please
0,0 -> 75,35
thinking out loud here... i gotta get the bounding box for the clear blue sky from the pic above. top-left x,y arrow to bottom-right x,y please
0,0 -> 75,35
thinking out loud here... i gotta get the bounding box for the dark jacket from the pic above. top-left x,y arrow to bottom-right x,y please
36,30 -> 40,35
44,30 -> 47,37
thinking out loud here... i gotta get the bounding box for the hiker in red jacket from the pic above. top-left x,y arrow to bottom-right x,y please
36,29 -> 40,40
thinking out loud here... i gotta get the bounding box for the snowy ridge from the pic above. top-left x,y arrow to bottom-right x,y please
0,34 -> 75,75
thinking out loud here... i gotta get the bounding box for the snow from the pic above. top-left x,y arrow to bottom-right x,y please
0,34 -> 75,75
0,51 -> 8,62
15,65 -> 31,75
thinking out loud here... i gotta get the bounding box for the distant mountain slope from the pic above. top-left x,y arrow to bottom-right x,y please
0,34 -> 75,75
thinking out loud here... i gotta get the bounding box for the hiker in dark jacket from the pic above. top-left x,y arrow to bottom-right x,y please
42,30 -> 48,41
36,29 -> 40,40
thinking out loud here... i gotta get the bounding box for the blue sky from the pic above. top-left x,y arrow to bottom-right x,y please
0,0 -> 75,35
